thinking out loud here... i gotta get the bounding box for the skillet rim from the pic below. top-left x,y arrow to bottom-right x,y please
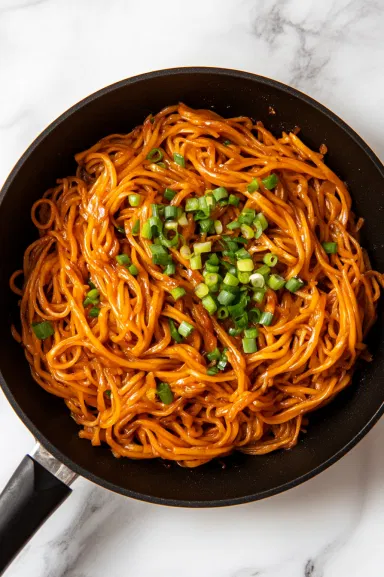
1,66 -> 383,507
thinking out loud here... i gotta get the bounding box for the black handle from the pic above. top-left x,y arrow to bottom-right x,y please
0,455 -> 72,575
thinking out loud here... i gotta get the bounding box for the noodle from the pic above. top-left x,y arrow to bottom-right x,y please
10,103 -> 383,467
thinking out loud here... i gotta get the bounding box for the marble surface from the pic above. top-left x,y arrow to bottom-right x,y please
0,0 -> 383,575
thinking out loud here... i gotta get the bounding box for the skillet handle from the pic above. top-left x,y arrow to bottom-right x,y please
0,446 -> 75,575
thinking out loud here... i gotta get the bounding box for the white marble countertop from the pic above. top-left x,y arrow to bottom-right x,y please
1,0 -> 383,576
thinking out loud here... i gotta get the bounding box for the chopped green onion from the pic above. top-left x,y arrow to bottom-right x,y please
86,288 -> 99,302
249,308 -> 262,323
164,220 -> 178,231
217,349 -> 228,371
228,194 -> 240,206
142,220 -> 153,239
150,244 -> 171,266
238,208 -> 256,225
255,212 -> 268,231
223,272 -> 239,287
185,198 -> 199,212
259,311 -> 274,326
157,162 -> 166,168
194,241 -> 212,255
164,188 -> 177,201
204,273 -> 219,288
207,253 -> 220,265
207,348 -> 221,362
256,265 -> 271,277
244,327 -> 258,338
146,148 -> 163,163
235,247 -> 250,260
173,152 -> 185,167
242,337 -> 257,353
105,390 -> 112,398
217,306 -> 229,319
322,242 -> 337,254
218,290 -> 236,306
31,321 -> 54,340
164,263 -> 176,275
169,319 -> 182,343
128,264 -> 139,276
212,187 -> 228,202
116,225 -> 125,234
205,262 -> 219,273
170,287 -> 186,301
156,381 -> 174,404
252,289 -> 266,304
229,326 -> 243,336
132,220 -> 140,236
238,271 -> 251,284
190,254 -> 202,270
247,178 -> 259,193
202,295 -> 217,314
214,220 -> 223,234
262,174 -> 279,190
198,196 -> 209,213
148,216 -> 163,237
237,259 -> 254,272
263,253 -> 278,267
178,321 -> 194,338
116,253 -> 130,266
89,307 -> 100,318
199,219 -> 213,234
87,279 -> 96,290
223,140 -> 231,146
178,212 -> 188,226
253,219 -> 263,239
180,245 -> 191,259
241,224 -> 254,239
195,283 -> 209,299
128,194 -> 142,207
268,274 -> 285,290
227,220 -> 241,230
207,366 -> 219,375
164,206 -> 178,220
285,277 -> 305,293
249,273 -> 265,288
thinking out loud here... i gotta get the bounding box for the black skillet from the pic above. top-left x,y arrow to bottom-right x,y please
0,68 -> 383,575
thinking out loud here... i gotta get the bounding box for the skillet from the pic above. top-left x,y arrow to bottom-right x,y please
0,67 -> 383,574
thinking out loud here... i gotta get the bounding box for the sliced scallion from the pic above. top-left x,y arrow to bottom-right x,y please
322,242 -> 337,254
146,148 -> 163,163
164,188 -> 177,201
263,253 -> 278,267
195,283 -> 209,299
202,294 -> 217,314
128,194 -> 142,207
178,321 -> 194,338
173,152 -> 185,167
247,179 -> 259,193
262,174 -> 279,190
31,321 -> 54,340
169,319 -> 182,342
259,311 -> 273,326
268,274 -> 285,290
156,381 -> 174,404
285,277 -> 305,293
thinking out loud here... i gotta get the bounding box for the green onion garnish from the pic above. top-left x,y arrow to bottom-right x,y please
195,283 -> 209,299
249,308 -> 262,323
285,277 -> 305,293
235,247 -> 250,260
194,241 -> 212,255
237,259 -> 254,272
164,263 -> 176,275
116,253 -> 130,266
128,264 -> 139,276
268,274 -> 285,290
150,244 -> 171,266
170,287 -> 186,301
142,220 -> 152,239
227,221 -> 241,231
116,225 -> 125,234
256,265 -> 271,277
255,212 -> 268,231
132,220 -> 140,236
259,311 -> 273,326
199,218 -> 213,234
249,273 -> 265,288
128,194 -> 142,207
207,348 -> 221,362
178,212 -> 188,226
242,337 -> 257,354
207,253 -> 220,265
223,272 -> 239,287
185,198 -> 199,212
322,242 -> 337,254
180,245 -> 191,260
207,366 -> 219,375
262,174 -> 279,190
164,206 -> 178,220
237,271 -> 251,284
190,254 -> 202,270
204,273 -> 219,289
263,253 -> 278,267
205,262 -> 219,273
238,208 -> 256,225
252,289 -> 266,304
83,288 -> 99,307
217,349 -> 228,371
164,188 -> 177,201
202,294 -> 217,314
228,194 -> 239,207
229,326 -> 242,336
218,290 -> 236,306
88,279 -> 96,290
146,148 -> 163,163
240,224 -> 254,239
214,220 -> 223,234
156,381 -> 174,404
178,321 -> 194,338
217,306 -> 229,319
169,319 -> 182,343
253,219 -> 263,239
247,179 -> 259,193
31,321 -> 54,340
212,187 -> 228,202
244,327 -> 258,338
173,153 -> 185,167
223,140 -> 231,146
89,307 -> 100,318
